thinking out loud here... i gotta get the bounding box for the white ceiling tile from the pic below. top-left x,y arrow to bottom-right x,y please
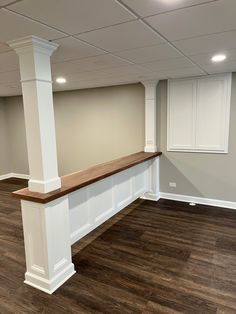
145,0 -> 236,41
133,72 -> 167,81
202,61 -> 236,74
52,37 -> 105,63
187,49 -> 236,74
76,20 -> 164,53
53,80 -> 137,93
0,69 -> 20,84
174,31 -> 236,56
0,9 -> 64,42
142,57 -> 196,72
53,70 -> 112,83
0,42 -> 11,53
53,65 -> 151,87
9,0 -> 136,34
53,81 -> 100,92
122,0 -> 215,17
0,50 -> 18,72
115,43 -> 183,64
79,78 -> 138,88
0,84 -> 21,96
52,54 -> 132,76
189,49 -> 236,67
157,67 -> 206,78
0,0 -> 17,6
101,65 -> 151,76
1,0 -> 236,96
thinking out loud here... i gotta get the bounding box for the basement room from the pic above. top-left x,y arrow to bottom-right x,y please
0,0 -> 236,313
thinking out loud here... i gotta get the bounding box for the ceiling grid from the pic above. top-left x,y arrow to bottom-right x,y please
0,0 -> 235,96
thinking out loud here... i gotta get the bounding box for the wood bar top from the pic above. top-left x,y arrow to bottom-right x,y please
12,151 -> 162,204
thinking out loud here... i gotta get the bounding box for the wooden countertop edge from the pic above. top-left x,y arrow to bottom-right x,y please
12,151 -> 162,204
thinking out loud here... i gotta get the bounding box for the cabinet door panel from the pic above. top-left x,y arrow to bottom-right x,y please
168,80 -> 196,150
196,76 -> 228,151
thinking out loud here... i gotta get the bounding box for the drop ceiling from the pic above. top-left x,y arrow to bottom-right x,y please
0,0 -> 235,96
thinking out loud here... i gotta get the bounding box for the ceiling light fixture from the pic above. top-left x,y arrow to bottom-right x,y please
211,54 -> 226,63
56,77 -> 67,84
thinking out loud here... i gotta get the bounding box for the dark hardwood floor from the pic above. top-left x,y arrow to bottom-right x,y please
1,178 -> 236,313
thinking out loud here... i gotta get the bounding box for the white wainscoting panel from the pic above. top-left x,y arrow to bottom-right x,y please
69,161 -> 150,245
90,176 -> 114,224
114,169 -> 133,211
133,162 -> 148,198
69,186 -> 91,243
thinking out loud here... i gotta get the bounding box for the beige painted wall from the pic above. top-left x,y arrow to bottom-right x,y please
2,78 -> 236,202
4,83 -> 145,176
0,98 -> 11,175
4,96 -> 29,175
158,74 -> 236,202
54,84 -> 145,175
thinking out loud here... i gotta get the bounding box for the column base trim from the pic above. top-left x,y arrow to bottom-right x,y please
24,263 -> 75,294
28,177 -> 61,193
141,192 -> 160,201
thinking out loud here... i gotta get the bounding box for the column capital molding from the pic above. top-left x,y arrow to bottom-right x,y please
8,35 -> 59,56
141,80 -> 159,89
143,79 -> 158,153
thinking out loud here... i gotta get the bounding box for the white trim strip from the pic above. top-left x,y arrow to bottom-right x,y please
0,173 -> 12,180
0,173 -> 29,181
21,78 -> 52,83
160,192 -> 236,210
12,173 -> 30,180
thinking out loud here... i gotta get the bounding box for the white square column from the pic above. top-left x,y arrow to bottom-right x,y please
142,81 -> 160,201
8,36 -> 75,294
8,36 -> 61,193
142,80 -> 159,153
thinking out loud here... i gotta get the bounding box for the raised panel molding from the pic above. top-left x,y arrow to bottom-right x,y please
114,169 -> 133,210
168,79 -> 196,150
167,73 -> 232,153
133,162 -> 148,198
69,160 -> 151,245
69,187 -> 91,243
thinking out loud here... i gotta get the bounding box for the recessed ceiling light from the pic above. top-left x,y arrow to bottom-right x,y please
160,0 -> 182,4
56,77 -> 67,84
211,54 -> 226,63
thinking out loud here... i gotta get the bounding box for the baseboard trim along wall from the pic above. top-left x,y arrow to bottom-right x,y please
160,192 -> 236,210
0,173 -> 29,180
0,173 -> 12,180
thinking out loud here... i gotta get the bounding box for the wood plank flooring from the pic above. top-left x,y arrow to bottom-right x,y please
1,178 -> 236,313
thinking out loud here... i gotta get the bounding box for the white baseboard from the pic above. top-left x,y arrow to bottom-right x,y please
0,173 -> 29,181
0,173 -> 12,180
160,192 -> 236,210
11,173 -> 30,179
141,192 -> 160,201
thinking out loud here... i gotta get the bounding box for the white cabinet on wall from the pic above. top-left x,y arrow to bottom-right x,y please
167,73 -> 232,153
